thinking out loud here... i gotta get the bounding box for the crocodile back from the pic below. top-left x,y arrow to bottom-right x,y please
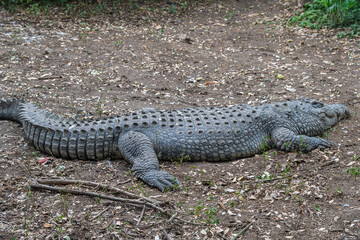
118,105 -> 272,162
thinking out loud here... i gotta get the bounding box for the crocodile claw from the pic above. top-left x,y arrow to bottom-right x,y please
140,170 -> 180,192
300,137 -> 334,152
317,138 -> 334,150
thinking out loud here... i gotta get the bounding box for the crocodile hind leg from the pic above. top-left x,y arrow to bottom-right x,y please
118,131 -> 179,192
271,127 -> 333,152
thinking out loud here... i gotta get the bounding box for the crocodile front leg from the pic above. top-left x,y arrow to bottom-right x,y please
271,127 -> 333,152
118,131 -> 179,192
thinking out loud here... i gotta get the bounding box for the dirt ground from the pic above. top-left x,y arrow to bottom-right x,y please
1,0 -> 360,239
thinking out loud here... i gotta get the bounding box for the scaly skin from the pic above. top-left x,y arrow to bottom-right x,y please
0,97 -> 350,191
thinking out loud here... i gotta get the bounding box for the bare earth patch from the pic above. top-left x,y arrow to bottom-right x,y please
1,0 -> 360,239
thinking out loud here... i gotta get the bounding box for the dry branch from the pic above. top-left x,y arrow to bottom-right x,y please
30,183 -> 165,213
242,177 -> 283,185
167,212 -> 178,223
233,222 -> 253,240
162,228 -> 171,240
37,178 -> 160,205
137,205 -> 146,225
30,180 -> 198,226
37,76 -> 62,80
91,206 -> 112,221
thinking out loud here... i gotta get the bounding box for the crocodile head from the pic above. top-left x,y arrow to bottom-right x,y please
298,97 -> 350,128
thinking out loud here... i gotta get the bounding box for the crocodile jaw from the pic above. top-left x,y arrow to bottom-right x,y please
320,104 -> 349,128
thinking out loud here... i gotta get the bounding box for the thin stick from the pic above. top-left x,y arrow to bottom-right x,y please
129,222 -> 163,229
217,232 -> 230,240
118,179 -> 132,185
91,206 -> 112,221
167,212 -> 178,222
30,183 -> 166,213
282,219 -> 294,230
136,206 -> 146,225
38,76 -> 62,80
37,178 -> 160,205
162,228 -> 171,240
173,216 -> 201,226
32,181 -> 200,226
232,222 -> 253,240
243,177 -> 283,185
103,218 -> 117,230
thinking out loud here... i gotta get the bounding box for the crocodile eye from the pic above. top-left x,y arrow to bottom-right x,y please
324,109 -> 335,118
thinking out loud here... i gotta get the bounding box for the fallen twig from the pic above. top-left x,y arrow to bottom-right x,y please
217,232 -> 230,240
232,222 -> 253,240
30,181 -> 199,226
167,212 -> 178,223
242,177 -> 283,185
91,206 -> 112,221
321,160 -> 336,168
137,206 -> 146,225
282,219 -> 294,230
162,228 -> 171,240
129,222 -> 163,229
38,76 -> 62,80
103,218 -> 117,230
118,179 -> 132,185
173,216 -> 201,226
30,183 -> 165,213
37,178 -> 160,205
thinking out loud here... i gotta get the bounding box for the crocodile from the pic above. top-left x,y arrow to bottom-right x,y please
0,97 -> 349,191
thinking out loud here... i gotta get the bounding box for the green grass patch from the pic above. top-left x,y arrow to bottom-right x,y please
290,0 -> 360,37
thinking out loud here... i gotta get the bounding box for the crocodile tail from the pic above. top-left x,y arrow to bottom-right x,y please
0,98 -> 25,123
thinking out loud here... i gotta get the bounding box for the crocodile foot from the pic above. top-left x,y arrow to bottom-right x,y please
140,170 -> 180,192
299,137 -> 334,152
314,138 -> 333,150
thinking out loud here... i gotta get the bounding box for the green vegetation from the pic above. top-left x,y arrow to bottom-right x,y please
315,204 -> 322,213
172,152 -> 191,165
114,40 -> 123,47
281,164 -> 292,178
188,199 -> 220,225
290,0 -> 360,37
260,136 -> 272,154
336,24 -> 360,38
225,9 -> 235,21
1,0 -> 193,17
168,3 -> 177,14
345,153 -> 360,179
2,0 -> 71,13
290,0 -> 360,28
257,171 -> 275,181
345,166 -> 360,178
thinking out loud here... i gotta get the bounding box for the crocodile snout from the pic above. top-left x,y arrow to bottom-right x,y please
334,104 -> 350,120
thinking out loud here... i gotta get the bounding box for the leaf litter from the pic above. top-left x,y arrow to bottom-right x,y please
0,0 -> 360,239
